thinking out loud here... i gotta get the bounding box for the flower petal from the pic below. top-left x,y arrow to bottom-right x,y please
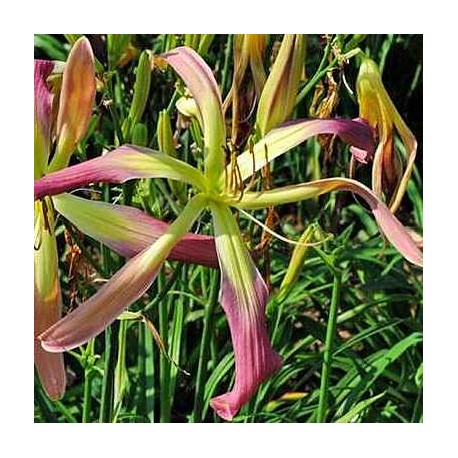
163,46 -> 226,185
234,177 -> 423,267
49,36 -> 96,172
209,203 -> 282,421
39,195 -> 205,352
233,118 -> 375,181
34,201 -> 66,399
34,60 -> 55,179
34,145 -> 206,200
53,193 -> 218,268
357,57 -> 417,213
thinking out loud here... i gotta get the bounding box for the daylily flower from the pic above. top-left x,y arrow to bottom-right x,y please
35,47 -> 422,420
34,36 -> 96,400
356,56 -> 417,213
34,39 -> 217,400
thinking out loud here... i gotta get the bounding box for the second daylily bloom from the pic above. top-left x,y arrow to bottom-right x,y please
34,37 -> 96,400
35,46 -> 422,420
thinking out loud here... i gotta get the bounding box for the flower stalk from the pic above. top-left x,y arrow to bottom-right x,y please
316,257 -> 341,423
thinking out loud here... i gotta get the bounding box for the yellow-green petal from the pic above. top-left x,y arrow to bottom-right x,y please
34,200 -> 66,399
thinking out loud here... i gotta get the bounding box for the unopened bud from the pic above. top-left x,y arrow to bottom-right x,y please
256,34 -> 305,136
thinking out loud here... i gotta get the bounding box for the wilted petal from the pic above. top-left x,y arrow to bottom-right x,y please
357,57 -> 417,213
34,60 -> 55,179
223,34 -> 267,146
34,201 -> 66,399
34,145 -> 206,200
49,36 -> 96,172
53,193 -> 218,268
39,195 -> 205,352
209,203 -> 282,421
246,35 -> 268,97
233,118 -> 375,182
163,46 -> 226,184
234,177 -> 423,267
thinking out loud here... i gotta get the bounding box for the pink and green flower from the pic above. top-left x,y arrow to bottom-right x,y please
35,46 -> 422,420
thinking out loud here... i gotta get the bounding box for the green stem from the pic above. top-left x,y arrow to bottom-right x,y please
82,370 -> 93,423
167,269 -> 187,415
316,268 -> 341,423
296,36 -> 337,107
98,183 -> 118,423
137,322 -> 155,422
106,75 -> 125,145
296,58 -> 338,106
143,264 -> 182,313
113,319 -> 128,421
82,339 -> 95,423
191,269 -> 220,423
221,34 -> 234,97
99,321 -> 119,422
158,272 -> 171,423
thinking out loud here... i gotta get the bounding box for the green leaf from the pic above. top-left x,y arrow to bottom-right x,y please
35,34 -> 68,61
336,392 -> 385,422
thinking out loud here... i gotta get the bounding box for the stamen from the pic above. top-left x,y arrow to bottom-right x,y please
244,136 -> 257,193
233,154 -> 244,202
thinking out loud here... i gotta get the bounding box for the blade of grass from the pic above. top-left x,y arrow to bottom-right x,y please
191,269 -> 220,422
335,392 -> 385,422
137,321 -> 155,422
158,271 -> 171,423
82,339 -> 95,423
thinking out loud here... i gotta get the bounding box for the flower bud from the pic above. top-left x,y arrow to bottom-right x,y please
157,110 -> 187,203
107,34 -> 132,69
131,122 -> 148,147
277,225 -> 327,303
256,34 -> 305,136
122,50 -> 152,140
49,37 -> 96,172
